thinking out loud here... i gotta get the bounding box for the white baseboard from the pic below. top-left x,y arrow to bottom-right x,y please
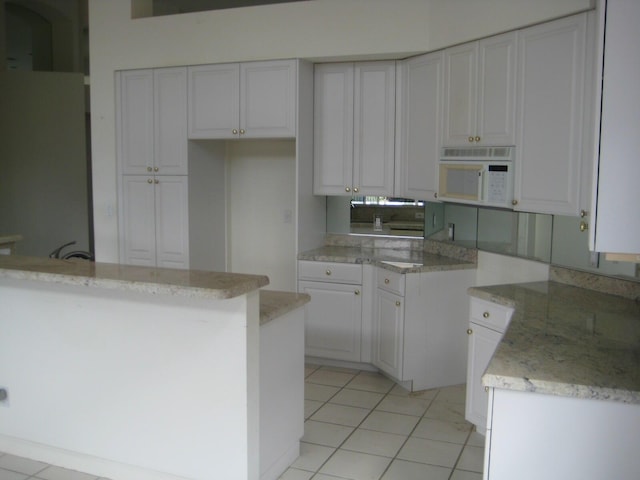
260,441 -> 300,480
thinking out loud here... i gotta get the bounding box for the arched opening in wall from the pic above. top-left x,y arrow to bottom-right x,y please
5,2 -> 52,71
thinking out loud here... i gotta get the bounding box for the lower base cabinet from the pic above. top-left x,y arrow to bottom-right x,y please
373,267 -> 476,392
465,297 -> 514,433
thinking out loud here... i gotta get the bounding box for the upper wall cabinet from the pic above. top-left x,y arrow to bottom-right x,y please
187,60 -> 297,139
442,31 -> 517,147
591,0 -> 640,255
118,67 -> 188,176
513,13 -> 590,216
313,61 -> 396,196
395,51 -> 443,201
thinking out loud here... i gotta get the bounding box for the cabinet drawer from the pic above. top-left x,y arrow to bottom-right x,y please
298,261 -> 362,285
469,297 -> 514,333
377,268 -> 405,296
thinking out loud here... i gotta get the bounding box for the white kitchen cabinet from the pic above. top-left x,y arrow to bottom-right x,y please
298,261 -> 364,362
373,271 -> 405,380
513,13 -> 590,215
187,60 -> 296,139
442,32 -> 517,147
121,175 -> 189,269
118,68 -> 188,176
394,51 -> 443,201
465,297 -> 514,434
373,267 -> 476,392
591,0 -> 640,255
313,61 -> 396,196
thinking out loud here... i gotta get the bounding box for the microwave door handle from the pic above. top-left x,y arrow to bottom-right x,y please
478,169 -> 485,202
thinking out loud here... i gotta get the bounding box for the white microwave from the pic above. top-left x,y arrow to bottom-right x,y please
438,146 -> 514,208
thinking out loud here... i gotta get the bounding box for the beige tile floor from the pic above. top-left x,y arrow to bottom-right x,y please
280,364 -> 484,480
0,365 -> 484,480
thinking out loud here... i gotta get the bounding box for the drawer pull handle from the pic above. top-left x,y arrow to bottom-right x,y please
384,278 -> 390,284
325,269 -> 332,276
467,328 -> 473,335
483,312 -> 490,318
396,301 -> 401,307
354,290 -> 360,295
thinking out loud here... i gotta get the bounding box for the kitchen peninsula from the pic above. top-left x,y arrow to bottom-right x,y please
0,255 -> 308,480
469,278 -> 640,479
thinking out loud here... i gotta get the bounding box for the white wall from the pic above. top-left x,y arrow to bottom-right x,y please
226,140 -> 296,291
90,0 -> 591,262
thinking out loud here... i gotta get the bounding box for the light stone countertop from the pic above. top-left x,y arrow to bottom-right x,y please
0,255 -> 269,300
298,245 -> 476,273
469,281 -> 640,404
259,290 -> 310,325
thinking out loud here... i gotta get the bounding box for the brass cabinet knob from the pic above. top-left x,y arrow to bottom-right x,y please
384,278 -> 390,284
467,328 -> 473,335
434,192 -> 438,198
325,269 -> 331,275
354,290 -> 360,295
147,178 -> 153,184
232,129 -> 238,135
579,221 -> 588,232
353,187 -> 359,193
485,386 -> 489,392
468,136 -> 474,142
154,179 -> 159,184
483,311 -> 490,318
475,136 -> 481,142
147,166 -> 152,172
154,167 -> 159,172
580,209 -> 588,218
512,199 -> 518,206
345,187 -> 351,193
396,301 -> 401,307
240,129 -> 245,135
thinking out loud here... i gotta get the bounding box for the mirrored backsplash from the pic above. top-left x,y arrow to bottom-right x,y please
326,197 -> 639,281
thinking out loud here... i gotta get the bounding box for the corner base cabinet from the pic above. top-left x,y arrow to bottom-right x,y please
373,267 -> 476,392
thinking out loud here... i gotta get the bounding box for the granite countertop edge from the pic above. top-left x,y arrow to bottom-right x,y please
0,256 -> 270,300
259,290 -> 310,325
298,246 -> 476,273
468,282 -> 640,405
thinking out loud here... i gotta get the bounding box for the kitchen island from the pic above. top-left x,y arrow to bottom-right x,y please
0,255 -> 308,480
468,280 -> 640,479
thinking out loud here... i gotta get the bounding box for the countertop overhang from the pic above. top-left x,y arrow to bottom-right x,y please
469,281 -> 640,404
298,245 -> 476,273
0,255 -> 269,300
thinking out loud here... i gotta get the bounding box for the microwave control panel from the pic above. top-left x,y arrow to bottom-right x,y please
486,164 -> 510,204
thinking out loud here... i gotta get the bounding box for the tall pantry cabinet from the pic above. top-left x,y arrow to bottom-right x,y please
117,68 -> 189,268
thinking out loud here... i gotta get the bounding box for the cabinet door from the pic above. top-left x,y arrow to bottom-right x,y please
118,70 -> 154,175
514,14 -> 587,215
154,176 -> 189,269
188,63 -> 240,139
313,63 -> 354,195
299,281 -> 362,362
374,289 -> 404,380
395,52 -> 442,200
121,175 -> 156,266
352,61 -> 396,196
593,0 -> 640,254
465,322 -> 503,433
154,68 -> 188,175
442,42 -> 478,147
240,60 -> 296,138
477,32 -> 517,146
